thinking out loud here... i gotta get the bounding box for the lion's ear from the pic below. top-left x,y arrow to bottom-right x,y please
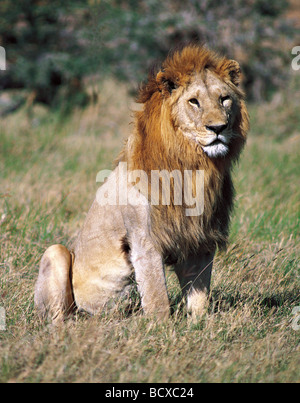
163,78 -> 177,94
226,60 -> 242,86
156,70 -> 177,94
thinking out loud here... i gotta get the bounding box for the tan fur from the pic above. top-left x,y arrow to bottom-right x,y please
35,44 -> 249,322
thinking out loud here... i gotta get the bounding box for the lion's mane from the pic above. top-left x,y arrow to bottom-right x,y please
118,44 -> 249,263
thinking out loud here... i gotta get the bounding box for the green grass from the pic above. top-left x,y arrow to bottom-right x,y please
0,78 -> 299,383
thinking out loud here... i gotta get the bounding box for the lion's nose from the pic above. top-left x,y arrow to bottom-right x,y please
206,123 -> 228,134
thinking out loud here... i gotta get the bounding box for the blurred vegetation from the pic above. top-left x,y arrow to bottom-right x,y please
0,0 -> 297,111
92,0 -> 296,101
0,0 -> 91,110
0,1 -> 299,384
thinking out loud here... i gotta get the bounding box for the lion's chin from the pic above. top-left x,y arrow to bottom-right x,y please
202,142 -> 229,158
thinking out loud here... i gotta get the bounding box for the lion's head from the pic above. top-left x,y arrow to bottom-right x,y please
136,44 -> 249,165
171,68 -> 244,159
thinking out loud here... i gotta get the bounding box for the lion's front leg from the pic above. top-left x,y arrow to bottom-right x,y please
174,251 -> 215,321
122,190 -> 170,320
130,235 -> 170,319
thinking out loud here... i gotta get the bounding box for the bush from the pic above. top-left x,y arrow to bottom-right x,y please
0,0 -> 90,107
0,0 -> 296,107
91,0 -> 295,101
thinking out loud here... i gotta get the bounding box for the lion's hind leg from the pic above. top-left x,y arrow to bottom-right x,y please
34,244 -> 74,323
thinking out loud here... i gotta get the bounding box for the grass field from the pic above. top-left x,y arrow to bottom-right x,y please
0,76 -> 299,383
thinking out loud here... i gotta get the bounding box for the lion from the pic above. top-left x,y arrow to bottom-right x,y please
34,44 -> 249,322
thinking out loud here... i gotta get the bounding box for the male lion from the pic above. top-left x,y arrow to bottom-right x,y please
35,44 -> 249,322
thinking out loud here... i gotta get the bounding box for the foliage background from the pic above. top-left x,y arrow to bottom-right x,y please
0,0 -> 298,109
0,0 -> 299,383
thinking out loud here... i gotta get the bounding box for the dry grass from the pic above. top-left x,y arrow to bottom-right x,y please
0,77 -> 299,383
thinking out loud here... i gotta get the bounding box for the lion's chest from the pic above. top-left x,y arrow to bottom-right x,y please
149,173 -> 233,263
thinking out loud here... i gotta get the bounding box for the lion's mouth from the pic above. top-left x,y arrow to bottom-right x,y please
209,139 -> 223,146
204,139 -> 225,148
202,140 -> 229,158
205,134 -> 229,147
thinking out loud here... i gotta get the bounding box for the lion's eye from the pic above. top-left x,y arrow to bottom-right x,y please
189,98 -> 200,107
221,96 -> 232,107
